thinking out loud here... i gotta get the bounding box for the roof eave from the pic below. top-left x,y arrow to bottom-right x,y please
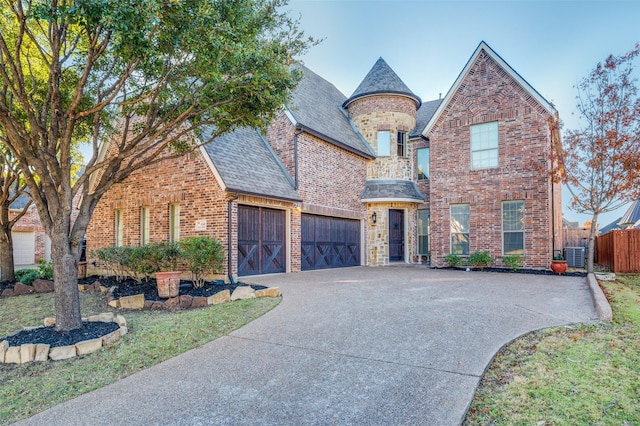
297,124 -> 376,159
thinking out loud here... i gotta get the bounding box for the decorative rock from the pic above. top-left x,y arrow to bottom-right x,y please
43,317 -> 56,326
32,279 -> 55,293
1,288 -> 13,297
76,338 -> 103,356
255,287 -> 281,298
595,273 -> 616,282
35,344 -> 50,361
77,284 -> 89,291
99,285 -> 109,294
5,346 -> 21,364
118,294 -> 144,310
0,340 -> 8,362
150,301 -> 165,310
164,297 -> 181,309
231,286 -> 256,301
87,313 -> 114,323
179,295 -> 193,309
191,297 -> 208,308
13,283 -> 35,295
114,314 -> 127,328
49,345 -> 76,361
119,326 -> 128,336
207,290 -> 230,305
102,329 -> 121,346
108,299 -> 120,308
144,300 -> 154,309
20,344 -> 36,363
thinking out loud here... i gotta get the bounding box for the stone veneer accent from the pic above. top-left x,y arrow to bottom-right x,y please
0,313 -> 127,364
366,203 -> 418,266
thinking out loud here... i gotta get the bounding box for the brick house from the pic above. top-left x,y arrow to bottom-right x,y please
85,41 -> 562,278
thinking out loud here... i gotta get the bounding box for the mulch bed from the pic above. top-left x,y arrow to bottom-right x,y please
434,266 -> 587,277
80,276 -> 268,301
2,321 -> 119,348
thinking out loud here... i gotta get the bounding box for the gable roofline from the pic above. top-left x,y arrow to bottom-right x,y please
422,41 -> 557,137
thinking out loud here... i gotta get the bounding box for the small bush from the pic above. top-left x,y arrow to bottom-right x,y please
37,259 -> 54,280
502,254 -> 523,271
179,236 -> 224,288
143,242 -> 180,273
91,247 -> 131,282
15,269 -> 40,285
469,251 -> 493,270
444,253 -> 462,267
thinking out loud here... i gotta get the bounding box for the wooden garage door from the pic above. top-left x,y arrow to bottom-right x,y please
238,206 -> 285,276
12,231 -> 35,265
301,214 -> 360,271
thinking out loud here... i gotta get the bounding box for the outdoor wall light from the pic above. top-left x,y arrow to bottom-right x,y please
371,212 -> 377,224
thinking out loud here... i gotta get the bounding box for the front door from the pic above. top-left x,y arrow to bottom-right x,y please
389,209 -> 404,262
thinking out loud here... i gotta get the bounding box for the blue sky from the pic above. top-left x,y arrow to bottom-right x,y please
286,0 -> 640,228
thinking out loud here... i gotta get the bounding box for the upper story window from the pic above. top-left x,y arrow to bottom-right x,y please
471,121 -> 498,169
377,130 -> 390,156
114,209 -> 124,247
417,148 -> 429,180
397,131 -> 407,157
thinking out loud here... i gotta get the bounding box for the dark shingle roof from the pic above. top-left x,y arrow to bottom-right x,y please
360,180 -> 425,202
202,126 -> 301,202
410,99 -> 444,138
287,66 -> 375,158
619,200 -> 640,227
344,58 -> 421,108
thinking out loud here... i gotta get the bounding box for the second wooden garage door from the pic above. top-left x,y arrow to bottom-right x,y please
301,214 -> 360,271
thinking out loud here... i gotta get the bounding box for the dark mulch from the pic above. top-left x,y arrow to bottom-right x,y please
0,280 -> 14,293
82,276 -> 268,301
433,266 -> 587,277
2,321 -> 119,348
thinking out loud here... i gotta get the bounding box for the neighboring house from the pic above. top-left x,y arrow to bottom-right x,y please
86,41 -> 563,278
9,194 -> 48,266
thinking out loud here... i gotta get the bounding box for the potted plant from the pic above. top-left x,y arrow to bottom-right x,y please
550,250 -> 568,274
148,242 -> 182,298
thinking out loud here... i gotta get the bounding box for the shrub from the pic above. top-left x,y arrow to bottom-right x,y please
502,254 -> 523,271
444,254 -> 462,267
37,259 -> 54,280
469,251 -> 493,270
179,236 -> 224,288
144,242 -> 181,273
91,246 -> 131,282
15,269 -> 40,285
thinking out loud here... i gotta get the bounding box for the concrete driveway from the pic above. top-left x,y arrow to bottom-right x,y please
18,266 -> 597,426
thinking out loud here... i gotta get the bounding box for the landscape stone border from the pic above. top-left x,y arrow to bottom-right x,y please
0,312 -> 127,364
105,282 -> 281,310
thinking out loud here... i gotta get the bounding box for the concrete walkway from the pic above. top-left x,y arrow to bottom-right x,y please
18,266 -> 597,426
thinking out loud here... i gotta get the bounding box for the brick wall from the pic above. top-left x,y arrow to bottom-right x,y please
427,51 -> 558,268
85,149 -> 233,275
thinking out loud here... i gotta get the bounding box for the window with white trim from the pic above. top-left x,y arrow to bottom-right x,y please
115,209 -> 124,247
169,204 -> 180,243
140,206 -> 150,245
471,121 -> 498,169
418,209 -> 430,255
502,200 -> 525,255
417,148 -> 429,180
450,204 -> 470,255
377,130 -> 390,156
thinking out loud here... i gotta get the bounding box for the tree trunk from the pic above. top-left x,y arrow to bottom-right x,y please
0,227 -> 15,282
586,212 -> 599,274
51,232 -> 82,332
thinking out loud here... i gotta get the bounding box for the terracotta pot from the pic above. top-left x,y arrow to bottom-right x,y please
550,260 -> 568,275
155,271 -> 181,298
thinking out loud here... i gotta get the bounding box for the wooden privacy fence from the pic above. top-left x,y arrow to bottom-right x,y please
563,227 -> 590,249
596,229 -> 640,273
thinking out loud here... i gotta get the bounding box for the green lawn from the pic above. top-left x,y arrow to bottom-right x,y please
464,275 -> 640,425
0,289 -> 279,424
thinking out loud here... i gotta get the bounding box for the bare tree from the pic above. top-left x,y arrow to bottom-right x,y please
562,43 -> 640,273
0,0 -> 314,331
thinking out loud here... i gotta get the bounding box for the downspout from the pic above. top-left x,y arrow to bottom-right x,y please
294,128 -> 303,189
228,194 -> 238,284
